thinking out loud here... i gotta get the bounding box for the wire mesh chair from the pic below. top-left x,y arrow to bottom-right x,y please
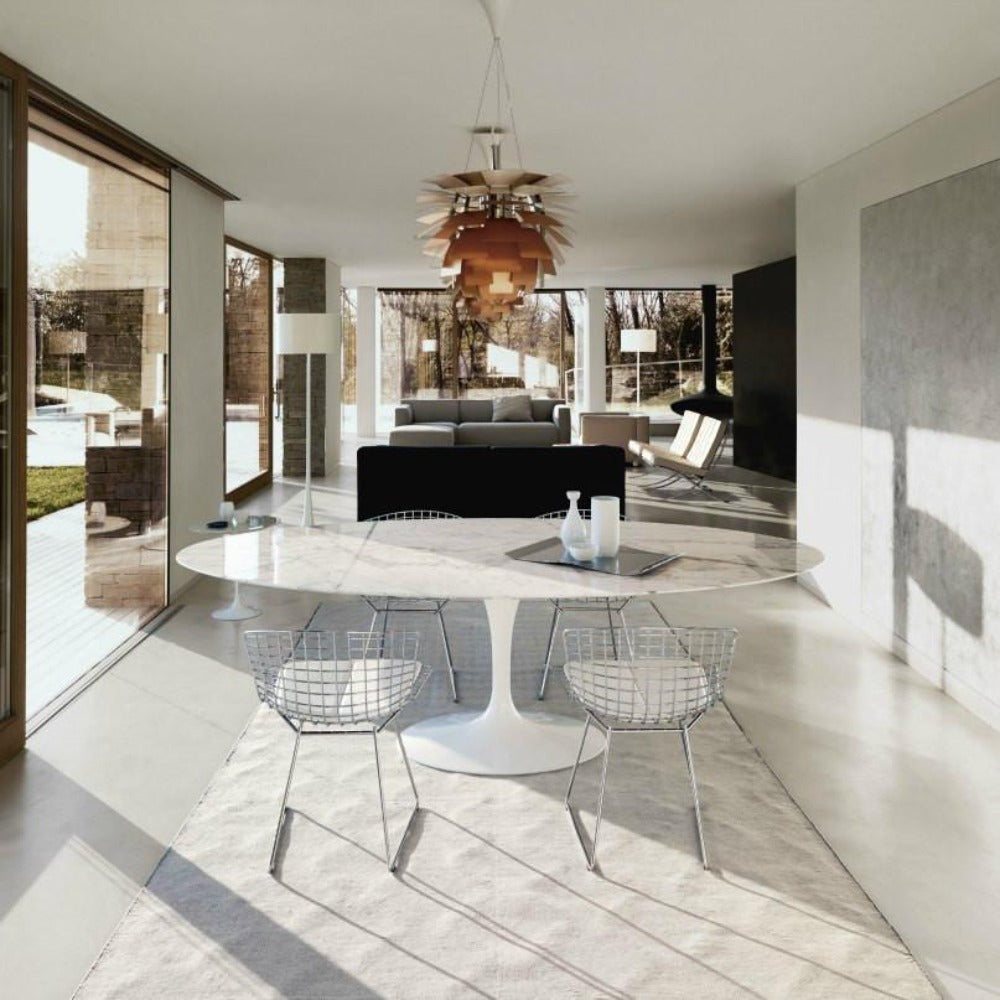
364,510 -> 460,702
534,509 -> 670,700
244,628 -> 428,873
562,626 -> 738,871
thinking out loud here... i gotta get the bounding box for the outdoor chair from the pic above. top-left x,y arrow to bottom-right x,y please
244,628 -> 427,873
562,625 -> 737,870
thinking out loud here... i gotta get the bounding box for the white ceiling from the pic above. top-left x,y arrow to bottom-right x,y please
4,0 -> 1000,287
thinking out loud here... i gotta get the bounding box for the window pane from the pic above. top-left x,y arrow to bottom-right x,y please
224,243 -> 271,495
341,288 -> 356,436
26,116 -> 168,717
376,289 -> 577,432
604,288 -> 733,416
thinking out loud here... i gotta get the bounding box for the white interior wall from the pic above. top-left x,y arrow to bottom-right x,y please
169,172 -> 224,598
796,76 -> 1000,729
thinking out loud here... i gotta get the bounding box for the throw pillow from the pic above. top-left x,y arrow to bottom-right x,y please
492,394 -> 532,423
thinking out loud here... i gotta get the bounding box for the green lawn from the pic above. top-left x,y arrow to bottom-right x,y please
27,466 -> 86,522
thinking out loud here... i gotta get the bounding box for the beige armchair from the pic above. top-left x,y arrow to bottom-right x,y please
579,412 -> 650,466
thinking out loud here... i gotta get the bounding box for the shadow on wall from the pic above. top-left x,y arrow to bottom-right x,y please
861,159 -> 1000,713
904,503 -> 983,640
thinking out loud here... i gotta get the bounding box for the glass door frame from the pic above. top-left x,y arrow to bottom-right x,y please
0,52 -> 28,766
223,235 -> 273,503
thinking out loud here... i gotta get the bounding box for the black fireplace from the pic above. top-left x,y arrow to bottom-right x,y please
671,284 -> 733,420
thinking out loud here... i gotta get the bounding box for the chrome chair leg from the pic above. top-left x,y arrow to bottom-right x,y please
648,599 -> 670,627
372,717 -> 420,873
648,472 -> 682,489
436,604 -> 458,702
269,721 -> 302,874
538,604 -> 562,699
681,726 -> 708,869
565,715 -> 612,871
691,478 -> 733,504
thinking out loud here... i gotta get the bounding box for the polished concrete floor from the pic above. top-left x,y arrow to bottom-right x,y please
1,442 -> 998,998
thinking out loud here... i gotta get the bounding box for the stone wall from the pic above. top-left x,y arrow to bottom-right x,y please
85,445 -> 166,526
281,257 -> 328,478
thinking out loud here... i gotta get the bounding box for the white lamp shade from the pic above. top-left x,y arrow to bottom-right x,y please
620,328 -> 657,354
275,312 -> 335,355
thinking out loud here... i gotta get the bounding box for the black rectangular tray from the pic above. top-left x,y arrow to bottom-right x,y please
507,537 -> 680,577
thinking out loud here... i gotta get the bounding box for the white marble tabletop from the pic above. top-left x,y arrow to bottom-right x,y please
175,519 -> 823,600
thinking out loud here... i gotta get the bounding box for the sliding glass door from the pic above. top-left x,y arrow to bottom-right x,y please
224,240 -> 271,500
26,110 -> 169,717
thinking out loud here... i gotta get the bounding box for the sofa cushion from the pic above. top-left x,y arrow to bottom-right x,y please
530,398 -> 559,422
408,399 -> 460,423
458,399 -> 494,423
492,394 -> 532,422
456,421 -> 559,446
388,424 -> 455,446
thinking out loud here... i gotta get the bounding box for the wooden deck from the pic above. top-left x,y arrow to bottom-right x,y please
27,503 -> 162,717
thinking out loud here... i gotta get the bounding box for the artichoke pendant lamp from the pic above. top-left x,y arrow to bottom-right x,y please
417,5 -> 572,320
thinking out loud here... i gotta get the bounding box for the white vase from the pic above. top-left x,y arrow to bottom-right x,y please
591,495 -> 621,557
560,491 -> 588,548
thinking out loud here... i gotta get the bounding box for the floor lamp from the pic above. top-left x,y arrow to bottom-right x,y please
620,328 -> 657,409
276,313 -> 335,527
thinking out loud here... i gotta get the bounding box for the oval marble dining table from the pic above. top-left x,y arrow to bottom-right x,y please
177,519 -> 823,776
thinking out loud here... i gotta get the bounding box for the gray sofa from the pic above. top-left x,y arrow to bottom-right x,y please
391,397 -> 571,446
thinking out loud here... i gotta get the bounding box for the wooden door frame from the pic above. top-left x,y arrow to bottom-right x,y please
0,52 -> 28,766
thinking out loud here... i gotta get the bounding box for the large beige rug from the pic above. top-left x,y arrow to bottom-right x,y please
76,598 -> 936,999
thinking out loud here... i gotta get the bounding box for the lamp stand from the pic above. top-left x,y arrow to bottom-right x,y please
303,352 -> 314,527
635,354 -> 641,409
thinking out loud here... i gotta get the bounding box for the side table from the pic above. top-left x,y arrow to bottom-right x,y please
188,515 -> 278,620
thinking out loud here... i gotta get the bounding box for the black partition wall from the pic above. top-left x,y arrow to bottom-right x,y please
732,257 -> 796,482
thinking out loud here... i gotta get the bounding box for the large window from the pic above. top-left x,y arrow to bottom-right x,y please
376,289 -> 581,432
341,288 -> 357,435
224,240 -> 271,498
26,110 -> 169,717
604,288 -> 733,416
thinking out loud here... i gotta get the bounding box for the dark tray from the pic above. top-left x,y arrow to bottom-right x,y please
507,537 -> 680,577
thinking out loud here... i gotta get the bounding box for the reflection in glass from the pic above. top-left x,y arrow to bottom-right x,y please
26,113 -> 169,716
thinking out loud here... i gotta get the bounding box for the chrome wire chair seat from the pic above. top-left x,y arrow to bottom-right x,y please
562,626 -> 737,871
534,509 -> 669,699
363,510 -> 460,701
244,628 -> 428,873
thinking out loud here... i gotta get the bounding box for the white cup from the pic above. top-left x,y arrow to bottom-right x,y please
219,501 -> 235,524
590,496 -> 621,557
